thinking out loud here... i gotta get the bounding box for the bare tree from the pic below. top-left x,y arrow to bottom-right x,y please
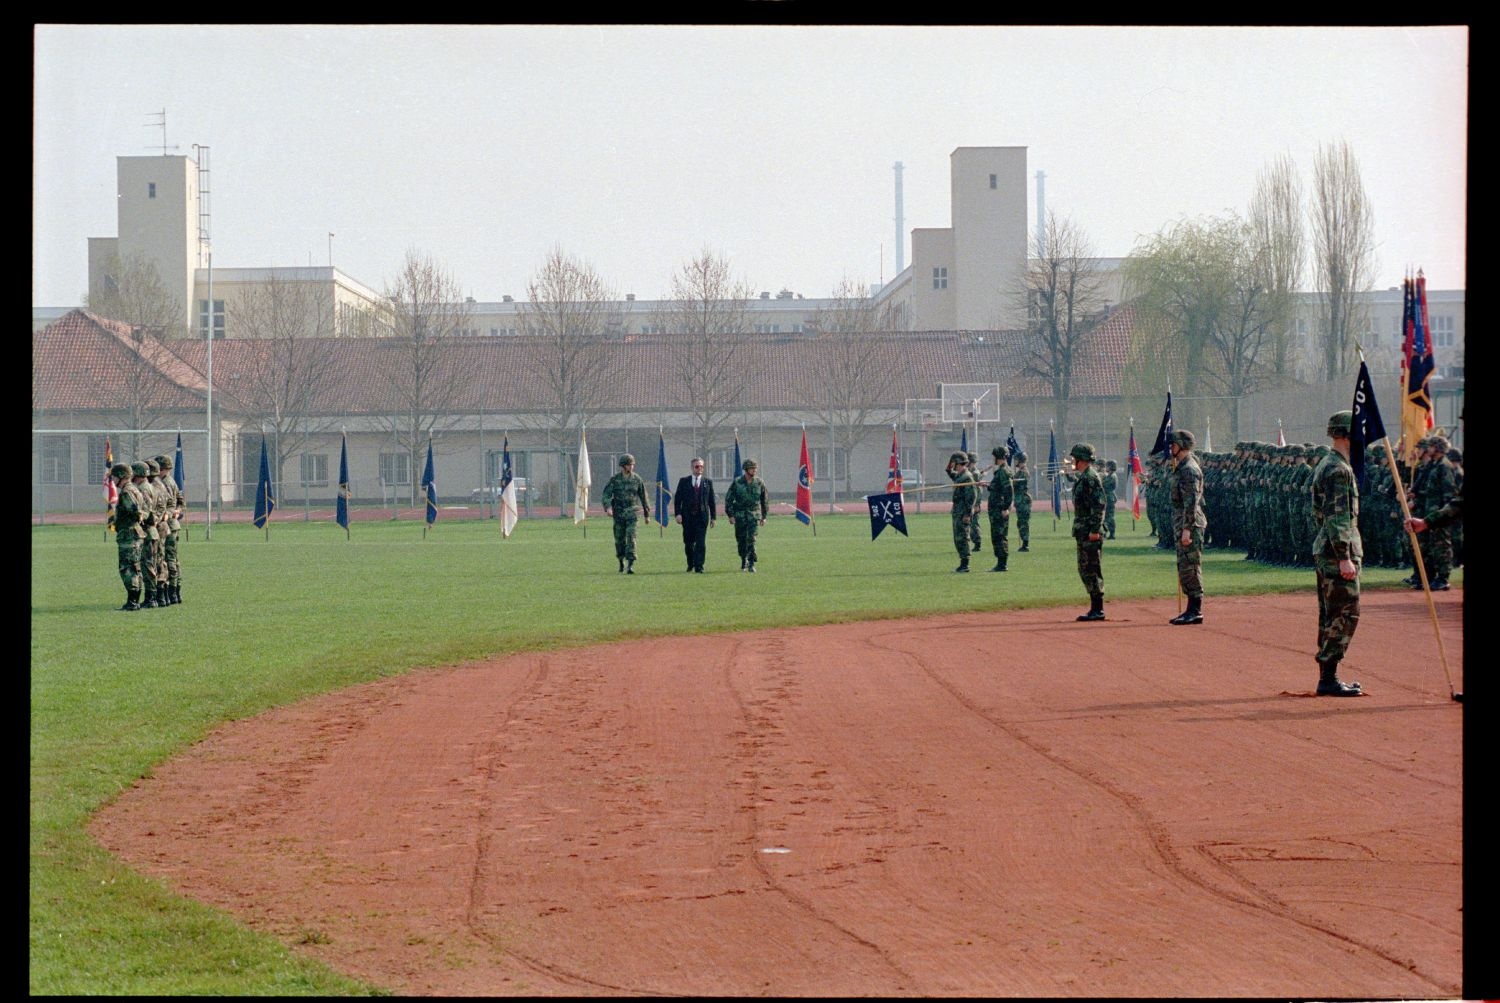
85,251 -> 187,338
655,247 -> 755,455
807,279 -> 909,498
230,274 -> 347,489
520,246 -> 615,434
1020,212 -> 1108,442
1310,140 -> 1376,382
1249,153 -> 1306,378
380,249 -> 475,505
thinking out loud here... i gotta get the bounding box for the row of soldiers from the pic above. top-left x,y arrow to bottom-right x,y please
1137,434 -> 1463,583
109,456 -> 185,610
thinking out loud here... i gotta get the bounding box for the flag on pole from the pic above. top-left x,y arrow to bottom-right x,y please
1350,358 -> 1388,489
1006,425 -> 1022,460
1127,424 -> 1144,519
1276,420 -> 1286,447
253,436 -> 276,529
886,427 -> 902,493
1149,392 -> 1174,456
104,435 -> 117,531
1400,269 -> 1435,466
1203,415 -> 1213,453
422,439 -> 438,525
335,431 -> 350,531
499,436 -> 518,538
960,426 -> 968,455
173,432 -> 185,493
653,431 -> 671,527
733,430 -> 742,481
1047,426 -> 1061,518
574,427 -> 592,524
795,429 -> 814,525
866,491 -> 908,539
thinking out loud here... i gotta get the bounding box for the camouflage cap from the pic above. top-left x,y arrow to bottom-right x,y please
1013,452 -> 1026,464
154,454 -> 173,471
144,459 -> 160,475
1105,459 -> 1117,470
1326,410 -> 1353,437
742,457 -> 758,470
619,453 -> 636,466
966,452 -> 979,464
130,461 -> 149,477
949,451 -> 969,464
1170,429 -> 1195,450
1069,443 -> 1096,462
991,444 -> 1009,460
110,462 -> 132,478
1428,436 -> 1449,454
1447,447 -> 1462,463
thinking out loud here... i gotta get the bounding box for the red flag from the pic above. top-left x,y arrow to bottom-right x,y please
1127,425 -> 1143,520
795,430 -> 814,525
886,428 -> 903,494
103,436 -> 118,506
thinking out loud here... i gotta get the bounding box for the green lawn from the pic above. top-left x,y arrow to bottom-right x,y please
30,512 -> 1439,994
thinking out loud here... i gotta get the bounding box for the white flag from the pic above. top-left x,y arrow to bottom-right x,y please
499,437 -> 519,538
574,428 -> 592,524
1203,415 -> 1213,453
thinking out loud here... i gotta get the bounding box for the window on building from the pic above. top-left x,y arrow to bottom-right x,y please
299,453 -> 329,486
198,299 -> 225,339
41,435 -> 71,484
989,174 -> 997,189
1431,314 -> 1455,348
379,452 -> 411,486
933,267 -> 948,290
484,449 -> 529,486
809,447 -> 848,482
148,182 -> 156,199
88,435 -> 111,481
709,449 -> 740,481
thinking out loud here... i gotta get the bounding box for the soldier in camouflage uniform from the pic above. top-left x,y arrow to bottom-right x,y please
601,453 -> 650,574
1446,446 -> 1463,569
154,454 -> 184,604
112,462 -> 145,610
1310,411 -> 1364,696
724,458 -> 770,572
1101,460 -> 1118,540
966,451 -> 983,554
138,458 -> 165,607
1069,443 -> 1107,620
946,451 -> 978,572
1408,436 -> 1457,590
985,444 -> 1013,572
1011,453 -> 1031,551
1168,430 -> 1207,625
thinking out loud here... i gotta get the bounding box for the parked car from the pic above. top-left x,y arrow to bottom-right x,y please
470,477 -> 526,502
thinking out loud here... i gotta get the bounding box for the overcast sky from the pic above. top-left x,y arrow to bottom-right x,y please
33,25 -> 1467,308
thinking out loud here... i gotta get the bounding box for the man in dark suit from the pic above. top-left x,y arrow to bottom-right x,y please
673,456 -> 717,572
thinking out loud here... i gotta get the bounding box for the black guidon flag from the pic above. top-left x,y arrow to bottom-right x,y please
867,491 -> 908,540
1349,359 -> 1388,490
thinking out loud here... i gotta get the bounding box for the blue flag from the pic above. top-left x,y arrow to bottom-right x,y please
1149,392 -> 1174,456
172,432 -> 185,493
1006,425 -> 1021,460
253,436 -> 276,529
335,432 -> 350,530
960,426 -> 968,455
733,432 -> 742,483
1048,427 -> 1061,518
867,491 -> 908,540
422,440 -> 437,525
1350,360 -> 1388,489
653,432 -> 671,527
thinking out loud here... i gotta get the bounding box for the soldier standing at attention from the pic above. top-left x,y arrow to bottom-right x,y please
601,453 -> 649,574
1167,430 -> 1207,624
1070,444 -> 1107,621
1310,411 -> 1364,696
1408,435 -> 1457,590
154,454 -> 184,604
1011,453 -> 1032,552
1101,460 -> 1119,540
139,459 -> 164,608
111,463 -> 145,610
986,444 -> 1013,572
724,458 -> 770,572
966,451 -> 983,555
945,451 -> 978,572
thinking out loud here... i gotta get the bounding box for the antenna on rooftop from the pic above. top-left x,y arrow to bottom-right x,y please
145,109 -> 179,155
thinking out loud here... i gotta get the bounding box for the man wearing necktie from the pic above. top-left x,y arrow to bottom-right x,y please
673,456 -> 717,573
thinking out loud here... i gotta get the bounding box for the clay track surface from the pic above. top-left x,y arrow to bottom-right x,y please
92,591 -> 1463,996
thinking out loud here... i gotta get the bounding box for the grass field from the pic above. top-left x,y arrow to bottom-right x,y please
30,512 -> 1443,995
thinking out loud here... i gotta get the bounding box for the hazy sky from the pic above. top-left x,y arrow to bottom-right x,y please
33,25 -> 1467,308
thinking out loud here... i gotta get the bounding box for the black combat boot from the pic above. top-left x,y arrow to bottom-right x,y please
618,558 -> 625,574
972,539 -> 981,553
1315,662 -> 1363,696
1169,596 -> 1203,625
119,589 -> 140,612
954,558 -> 969,573
1431,578 -> 1450,591
173,584 -> 182,604
990,560 -> 1006,572
740,556 -> 747,571
1019,542 -> 1029,552
1076,595 -> 1105,621
626,559 -> 635,575
141,583 -> 156,609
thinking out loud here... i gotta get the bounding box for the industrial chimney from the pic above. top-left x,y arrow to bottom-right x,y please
893,161 -> 905,274
1035,170 -> 1046,257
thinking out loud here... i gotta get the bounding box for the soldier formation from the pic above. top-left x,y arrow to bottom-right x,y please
110,454 -> 185,611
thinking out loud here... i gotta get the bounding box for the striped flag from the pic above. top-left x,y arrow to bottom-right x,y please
499,436 -> 518,538
1127,424 -> 1144,520
795,429 -> 813,525
886,427 -> 902,493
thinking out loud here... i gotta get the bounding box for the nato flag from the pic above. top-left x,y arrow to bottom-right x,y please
335,432 -> 350,531
422,440 -> 438,525
253,436 -> 276,529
